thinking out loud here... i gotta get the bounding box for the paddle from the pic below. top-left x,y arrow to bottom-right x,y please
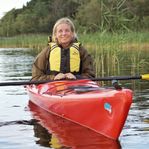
0,74 -> 148,86
92,74 -> 149,81
0,80 -> 48,86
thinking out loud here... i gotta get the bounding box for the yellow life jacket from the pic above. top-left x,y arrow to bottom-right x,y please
48,42 -> 81,73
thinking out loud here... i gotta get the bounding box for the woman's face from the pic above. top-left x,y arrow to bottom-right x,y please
55,23 -> 74,48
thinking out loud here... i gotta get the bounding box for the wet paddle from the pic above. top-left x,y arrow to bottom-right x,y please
0,74 -> 148,86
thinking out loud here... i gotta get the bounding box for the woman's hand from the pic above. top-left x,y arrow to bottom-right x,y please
65,73 -> 76,80
54,73 -> 66,80
54,73 -> 76,80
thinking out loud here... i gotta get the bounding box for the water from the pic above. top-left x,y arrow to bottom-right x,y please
0,48 -> 149,149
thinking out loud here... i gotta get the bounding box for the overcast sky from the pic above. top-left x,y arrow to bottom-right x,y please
0,0 -> 31,18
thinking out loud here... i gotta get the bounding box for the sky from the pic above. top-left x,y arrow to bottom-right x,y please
0,0 -> 31,18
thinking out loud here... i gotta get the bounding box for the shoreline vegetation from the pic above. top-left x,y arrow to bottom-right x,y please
0,32 -> 148,51
0,32 -> 148,80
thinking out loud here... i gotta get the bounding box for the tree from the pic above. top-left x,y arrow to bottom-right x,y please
76,0 -> 101,32
0,0 -> 148,36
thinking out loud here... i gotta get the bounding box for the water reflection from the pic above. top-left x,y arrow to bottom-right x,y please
28,101 -> 121,149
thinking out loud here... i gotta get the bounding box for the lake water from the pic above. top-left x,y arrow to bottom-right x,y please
0,48 -> 149,149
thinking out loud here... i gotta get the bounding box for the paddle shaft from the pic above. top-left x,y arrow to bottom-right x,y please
92,75 -> 142,81
0,75 -> 146,86
0,80 -> 48,86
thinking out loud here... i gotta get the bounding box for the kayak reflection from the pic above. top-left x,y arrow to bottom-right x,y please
28,101 -> 121,149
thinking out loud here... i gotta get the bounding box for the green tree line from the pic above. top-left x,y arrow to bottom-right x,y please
0,0 -> 149,37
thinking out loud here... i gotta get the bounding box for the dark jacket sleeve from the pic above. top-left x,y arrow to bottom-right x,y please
31,47 -> 55,81
79,45 -> 95,78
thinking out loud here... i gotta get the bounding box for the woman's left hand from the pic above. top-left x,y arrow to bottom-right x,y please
65,73 -> 76,80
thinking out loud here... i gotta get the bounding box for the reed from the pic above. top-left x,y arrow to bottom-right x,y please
0,32 -> 148,50
0,34 -> 48,52
78,32 -> 149,78
0,32 -> 148,78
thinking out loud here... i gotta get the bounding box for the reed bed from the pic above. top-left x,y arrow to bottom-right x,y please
0,34 -> 48,52
78,32 -> 149,77
0,32 -> 149,78
0,32 -> 148,50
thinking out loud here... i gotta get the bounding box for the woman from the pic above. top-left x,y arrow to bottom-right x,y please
32,17 -> 95,81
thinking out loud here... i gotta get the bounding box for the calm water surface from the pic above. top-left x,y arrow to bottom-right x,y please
0,48 -> 149,149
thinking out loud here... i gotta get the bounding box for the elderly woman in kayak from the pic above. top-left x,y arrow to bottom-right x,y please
32,17 -> 95,81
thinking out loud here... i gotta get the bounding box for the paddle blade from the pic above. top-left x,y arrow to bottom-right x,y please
141,74 -> 149,80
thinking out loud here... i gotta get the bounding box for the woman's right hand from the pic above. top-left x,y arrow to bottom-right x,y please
54,73 -> 66,80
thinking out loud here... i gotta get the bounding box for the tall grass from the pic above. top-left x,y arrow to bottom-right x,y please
0,32 -> 148,50
0,32 -> 149,78
0,34 -> 48,51
78,32 -> 149,77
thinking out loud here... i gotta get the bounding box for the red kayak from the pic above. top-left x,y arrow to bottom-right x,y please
27,79 -> 132,140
